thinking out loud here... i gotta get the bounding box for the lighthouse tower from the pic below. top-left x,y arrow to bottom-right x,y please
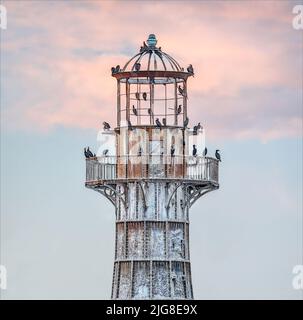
85,35 -> 219,299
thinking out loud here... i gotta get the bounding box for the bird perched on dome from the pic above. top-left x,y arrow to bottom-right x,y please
134,62 -> 141,72
187,64 -> 194,74
193,122 -> 202,135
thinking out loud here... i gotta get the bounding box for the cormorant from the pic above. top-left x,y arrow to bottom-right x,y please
215,149 -> 221,162
127,120 -> 133,131
84,148 -> 89,159
171,144 -> 175,157
103,122 -> 111,130
203,147 -> 207,157
183,117 -> 189,128
103,149 -> 109,156
132,105 -> 138,116
134,62 -> 141,72
192,145 -> 197,157
187,64 -> 194,74
177,105 -> 182,114
142,92 -> 147,101
155,118 -> 162,128
87,147 -> 94,158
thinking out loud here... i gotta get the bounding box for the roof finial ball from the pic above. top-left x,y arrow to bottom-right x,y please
147,34 -> 157,47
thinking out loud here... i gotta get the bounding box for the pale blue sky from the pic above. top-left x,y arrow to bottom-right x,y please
0,0 -> 302,299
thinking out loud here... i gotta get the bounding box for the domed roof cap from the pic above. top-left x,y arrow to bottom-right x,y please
122,34 -> 182,72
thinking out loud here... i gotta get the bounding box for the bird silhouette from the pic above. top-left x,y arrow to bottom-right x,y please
103,149 -> 109,156
132,105 -> 138,116
138,146 -> 142,157
103,122 -> 111,130
192,145 -> 197,157
84,148 -> 89,159
87,147 -> 94,158
187,64 -> 194,74
115,65 -> 120,73
127,120 -> 133,131
162,118 -> 167,126
148,108 -> 153,116
155,118 -> 162,128
135,92 -> 140,100
177,105 -> 182,114
171,144 -> 175,157
134,62 -> 141,72
142,92 -> 147,101
215,149 -> 221,162
183,117 -> 189,128
203,147 -> 207,157
111,67 -> 116,75
193,123 -> 201,135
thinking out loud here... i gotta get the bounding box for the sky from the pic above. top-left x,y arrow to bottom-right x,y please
0,0 -> 302,299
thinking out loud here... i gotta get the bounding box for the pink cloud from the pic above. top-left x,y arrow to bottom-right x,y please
1,0 -> 301,141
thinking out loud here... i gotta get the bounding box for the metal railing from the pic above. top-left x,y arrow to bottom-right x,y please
85,155 -> 219,183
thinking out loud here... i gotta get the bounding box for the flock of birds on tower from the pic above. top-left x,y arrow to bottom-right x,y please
84,119 -> 221,162
86,63 -> 221,161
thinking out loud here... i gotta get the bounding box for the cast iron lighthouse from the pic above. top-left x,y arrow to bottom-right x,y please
85,35 -> 219,299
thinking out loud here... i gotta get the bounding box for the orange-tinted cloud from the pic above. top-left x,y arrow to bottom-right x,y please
1,0 -> 301,141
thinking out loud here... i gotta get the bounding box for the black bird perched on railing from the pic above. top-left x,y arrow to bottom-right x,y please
103,121 -> 111,130
203,147 -> 207,157
84,147 -> 90,159
187,64 -> 194,74
135,92 -> 140,100
155,118 -> 162,128
171,144 -> 175,157
215,149 -> 221,162
86,147 -> 94,158
127,120 -> 133,131
162,118 -> 167,126
177,105 -> 182,114
134,62 -> 141,72
193,122 -> 202,135
183,117 -> 189,128
132,105 -> 138,116
103,149 -> 109,156
111,65 -> 120,74
142,92 -> 147,101
192,145 -> 197,157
